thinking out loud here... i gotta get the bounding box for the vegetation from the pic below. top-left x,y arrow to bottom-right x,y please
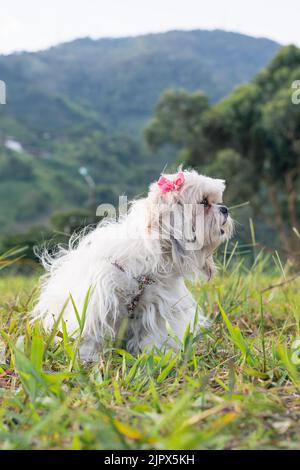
0,30 -> 278,135
0,31 -> 299,451
0,243 -> 299,450
146,46 -> 300,264
0,30 -> 279,235
0,134 -> 165,234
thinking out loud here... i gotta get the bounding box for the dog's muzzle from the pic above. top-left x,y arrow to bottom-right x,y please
219,205 -> 229,235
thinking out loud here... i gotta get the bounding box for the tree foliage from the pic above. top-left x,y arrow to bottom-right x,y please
145,46 -> 300,262
0,30 -> 279,235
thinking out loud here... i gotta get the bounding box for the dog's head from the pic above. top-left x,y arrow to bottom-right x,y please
146,169 -> 234,278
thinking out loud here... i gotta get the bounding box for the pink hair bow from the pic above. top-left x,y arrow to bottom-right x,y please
157,172 -> 185,193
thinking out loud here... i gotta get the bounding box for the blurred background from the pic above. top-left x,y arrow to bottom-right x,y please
0,0 -> 299,272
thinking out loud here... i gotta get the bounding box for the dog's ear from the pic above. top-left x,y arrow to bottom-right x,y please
181,203 -> 197,244
146,202 -> 159,237
170,234 -> 186,267
146,177 -> 181,237
168,206 -> 191,269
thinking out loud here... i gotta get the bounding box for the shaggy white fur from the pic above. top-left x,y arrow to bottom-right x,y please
33,169 -> 233,361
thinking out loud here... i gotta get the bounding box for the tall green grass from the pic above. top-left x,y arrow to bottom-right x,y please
0,242 -> 299,450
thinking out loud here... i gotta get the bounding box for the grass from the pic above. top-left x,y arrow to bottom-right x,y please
0,246 -> 299,450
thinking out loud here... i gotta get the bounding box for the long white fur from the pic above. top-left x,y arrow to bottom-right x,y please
33,169 -> 233,361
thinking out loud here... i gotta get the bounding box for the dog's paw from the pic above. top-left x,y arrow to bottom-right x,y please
79,337 -> 101,364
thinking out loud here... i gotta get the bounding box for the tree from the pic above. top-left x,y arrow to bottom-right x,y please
145,90 -> 210,164
203,46 -> 300,259
145,46 -> 300,263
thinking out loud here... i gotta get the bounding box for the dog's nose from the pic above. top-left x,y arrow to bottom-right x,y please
219,205 -> 228,216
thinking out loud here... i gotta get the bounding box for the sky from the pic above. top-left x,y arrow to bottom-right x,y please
0,0 -> 300,54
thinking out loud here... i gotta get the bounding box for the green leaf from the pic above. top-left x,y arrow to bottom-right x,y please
30,325 -> 44,373
157,356 -> 178,382
218,301 -> 255,366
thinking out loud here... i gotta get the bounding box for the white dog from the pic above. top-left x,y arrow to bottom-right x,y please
33,169 -> 233,361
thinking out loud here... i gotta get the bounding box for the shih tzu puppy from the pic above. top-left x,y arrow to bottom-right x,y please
33,169 -> 233,361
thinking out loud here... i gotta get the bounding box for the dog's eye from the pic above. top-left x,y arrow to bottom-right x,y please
201,197 -> 209,207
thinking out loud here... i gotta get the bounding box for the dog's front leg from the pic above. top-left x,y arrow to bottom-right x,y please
168,304 -> 208,339
79,334 -> 102,363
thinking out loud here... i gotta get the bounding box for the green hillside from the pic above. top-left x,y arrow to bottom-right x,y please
0,29 -> 280,234
0,29 -> 279,136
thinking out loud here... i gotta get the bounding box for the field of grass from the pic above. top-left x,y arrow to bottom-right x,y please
0,248 -> 299,450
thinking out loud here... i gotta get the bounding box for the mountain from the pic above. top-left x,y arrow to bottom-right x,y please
0,30 -> 279,138
0,29 -> 280,234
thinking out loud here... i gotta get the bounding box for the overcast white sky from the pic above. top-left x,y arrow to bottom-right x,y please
0,0 -> 299,54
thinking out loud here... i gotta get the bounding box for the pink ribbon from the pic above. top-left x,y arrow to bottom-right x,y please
157,172 -> 185,193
